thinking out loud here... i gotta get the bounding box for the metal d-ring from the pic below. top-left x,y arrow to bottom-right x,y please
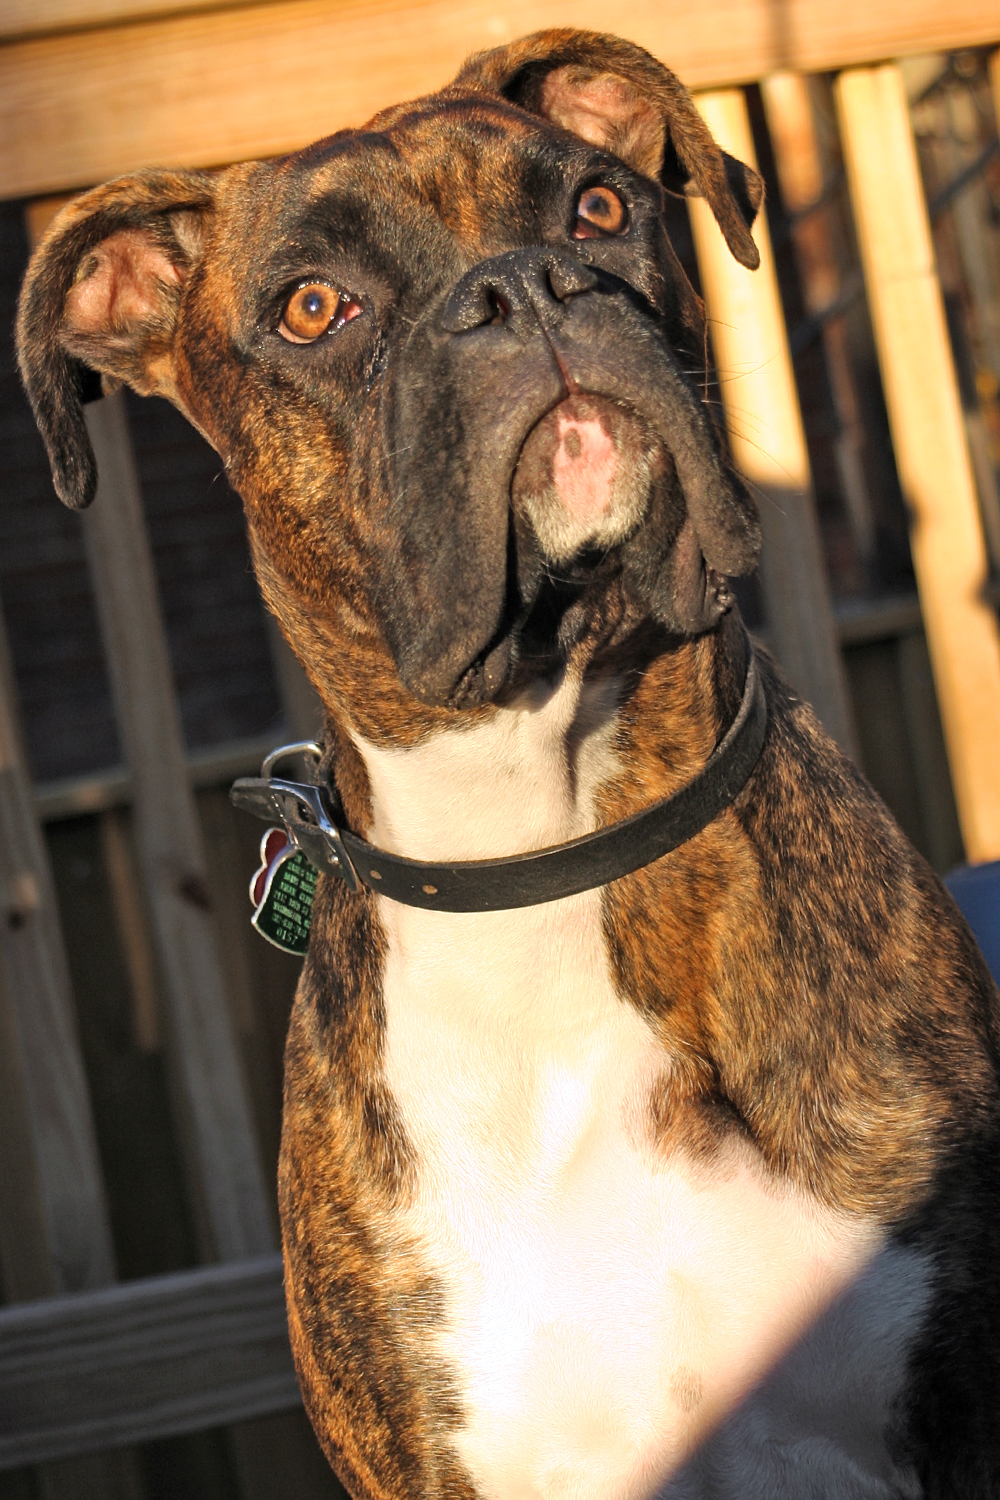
261,740 -> 323,782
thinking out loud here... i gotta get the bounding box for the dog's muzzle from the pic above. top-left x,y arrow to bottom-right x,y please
381,246 -> 759,709
442,248 -> 662,559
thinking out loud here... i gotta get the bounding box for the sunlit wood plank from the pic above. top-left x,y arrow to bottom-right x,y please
688,88 -> 857,756
2,0 -> 998,198
836,63 -> 1000,863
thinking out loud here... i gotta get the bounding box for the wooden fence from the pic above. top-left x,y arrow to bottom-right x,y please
1,0 -> 1000,1491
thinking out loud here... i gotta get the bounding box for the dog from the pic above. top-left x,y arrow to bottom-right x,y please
17,29 -> 1000,1498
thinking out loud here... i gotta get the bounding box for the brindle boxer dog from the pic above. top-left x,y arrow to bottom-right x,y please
16,28 -> 1000,1499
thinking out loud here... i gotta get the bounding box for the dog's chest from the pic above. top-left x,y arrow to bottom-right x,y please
357,688 -> 927,1500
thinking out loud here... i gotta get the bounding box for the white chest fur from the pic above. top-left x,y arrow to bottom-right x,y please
354,677 -> 930,1500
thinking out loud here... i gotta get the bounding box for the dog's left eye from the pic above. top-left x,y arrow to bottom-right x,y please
572,186 -> 628,239
279,282 -> 362,343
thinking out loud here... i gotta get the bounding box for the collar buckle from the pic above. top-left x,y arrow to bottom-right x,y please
231,742 -> 360,893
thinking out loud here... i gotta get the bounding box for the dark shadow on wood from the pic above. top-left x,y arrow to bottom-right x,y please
0,1257 -> 299,1471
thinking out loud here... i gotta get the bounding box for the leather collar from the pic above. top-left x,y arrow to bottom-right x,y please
231,646 -> 767,913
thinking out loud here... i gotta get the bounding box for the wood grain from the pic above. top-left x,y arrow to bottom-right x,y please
0,1254 -> 299,1469
760,71 -> 878,575
0,604 -> 116,1299
1,0 -> 998,198
81,393 -> 276,1260
836,63 -> 1000,864
689,89 -> 857,757
0,0 -> 249,44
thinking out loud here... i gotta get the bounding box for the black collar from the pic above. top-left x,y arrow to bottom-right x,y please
231,648 -> 766,913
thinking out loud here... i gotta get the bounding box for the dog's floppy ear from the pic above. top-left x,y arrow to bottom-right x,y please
451,29 -> 763,271
16,169 -> 216,509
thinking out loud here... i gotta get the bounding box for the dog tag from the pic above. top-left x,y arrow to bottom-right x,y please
249,827 -> 318,955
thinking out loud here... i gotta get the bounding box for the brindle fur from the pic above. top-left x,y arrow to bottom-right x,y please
16,28 -> 1000,1497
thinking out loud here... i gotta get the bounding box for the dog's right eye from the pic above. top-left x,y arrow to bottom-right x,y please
573,186 -> 628,239
279,282 -> 361,343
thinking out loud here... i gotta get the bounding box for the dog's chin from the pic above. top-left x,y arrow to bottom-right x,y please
510,393 -> 667,564
441,634 -> 516,710
415,562 -> 631,712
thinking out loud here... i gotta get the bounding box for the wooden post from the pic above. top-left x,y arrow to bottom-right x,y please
0,602 -> 115,1299
835,64 -> 1000,863
81,392 -> 275,1261
689,88 -> 858,757
759,71 -> 877,578
1,601 -> 147,1500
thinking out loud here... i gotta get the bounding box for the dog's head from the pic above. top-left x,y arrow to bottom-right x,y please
18,29 -> 762,740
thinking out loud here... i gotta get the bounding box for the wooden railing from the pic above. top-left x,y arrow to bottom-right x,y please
0,1256 -> 297,1470
1,1 -> 999,1488
0,0 -> 997,197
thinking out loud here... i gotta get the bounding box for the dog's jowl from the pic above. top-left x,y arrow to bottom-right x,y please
17,29 -> 1000,1499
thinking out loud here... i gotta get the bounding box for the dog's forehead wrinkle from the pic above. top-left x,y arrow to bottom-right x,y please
297,147 -> 418,210
378,108 -> 622,250
229,153 -> 423,286
380,93 -> 539,145
284,124 -> 404,176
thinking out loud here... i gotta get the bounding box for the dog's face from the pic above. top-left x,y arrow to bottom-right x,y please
18,30 -> 763,743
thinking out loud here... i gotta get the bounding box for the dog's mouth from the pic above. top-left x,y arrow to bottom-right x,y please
442,396 -> 675,710
444,571 -> 582,709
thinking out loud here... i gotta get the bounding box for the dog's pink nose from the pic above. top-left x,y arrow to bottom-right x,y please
552,415 -> 617,522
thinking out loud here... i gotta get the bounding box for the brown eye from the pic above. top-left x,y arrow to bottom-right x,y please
279,282 -> 352,343
573,186 -> 628,239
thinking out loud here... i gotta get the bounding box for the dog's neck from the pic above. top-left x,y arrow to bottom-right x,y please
352,666 -> 620,864
343,622 -> 739,864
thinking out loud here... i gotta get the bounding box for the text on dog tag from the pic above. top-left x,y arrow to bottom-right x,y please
250,827 -> 317,955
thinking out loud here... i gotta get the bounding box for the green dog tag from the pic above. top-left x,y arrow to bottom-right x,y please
250,831 -> 318,955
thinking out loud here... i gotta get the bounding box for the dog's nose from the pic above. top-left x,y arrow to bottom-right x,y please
441,249 -> 599,335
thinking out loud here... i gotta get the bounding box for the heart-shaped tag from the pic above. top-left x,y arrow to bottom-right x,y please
249,827 -> 318,955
